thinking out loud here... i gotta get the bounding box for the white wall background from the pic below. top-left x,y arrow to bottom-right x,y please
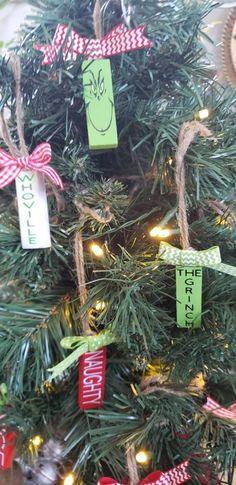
0,1 -> 33,47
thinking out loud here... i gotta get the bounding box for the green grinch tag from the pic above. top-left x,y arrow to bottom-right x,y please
82,59 -> 118,150
176,266 -> 202,328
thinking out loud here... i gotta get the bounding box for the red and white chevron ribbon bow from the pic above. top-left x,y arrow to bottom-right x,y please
203,396 -> 236,422
33,23 -> 153,64
98,460 -> 191,485
0,142 -> 64,190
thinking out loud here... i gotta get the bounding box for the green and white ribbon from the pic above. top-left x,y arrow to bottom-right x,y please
158,242 -> 236,276
48,329 -> 117,379
0,383 -> 8,406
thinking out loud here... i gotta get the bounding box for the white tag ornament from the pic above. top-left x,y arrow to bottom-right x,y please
0,142 -> 64,250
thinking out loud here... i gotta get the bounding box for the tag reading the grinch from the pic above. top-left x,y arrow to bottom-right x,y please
82,59 -> 118,150
15,171 -> 51,249
176,266 -> 202,328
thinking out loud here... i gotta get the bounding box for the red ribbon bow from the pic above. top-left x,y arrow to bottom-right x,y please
98,460 -> 191,485
33,23 -> 153,65
0,142 -> 64,190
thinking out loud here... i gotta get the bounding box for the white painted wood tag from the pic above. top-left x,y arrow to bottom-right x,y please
15,170 -> 51,249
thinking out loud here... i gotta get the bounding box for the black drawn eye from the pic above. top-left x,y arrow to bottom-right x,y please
99,80 -> 104,96
91,83 -> 97,97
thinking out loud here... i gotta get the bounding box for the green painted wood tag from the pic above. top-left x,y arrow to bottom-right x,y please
176,266 -> 202,328
82,59 -> 118,150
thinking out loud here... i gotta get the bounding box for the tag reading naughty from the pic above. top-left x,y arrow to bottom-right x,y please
78,347 -> 107,409
176,266 -> 202,328
15,171 -> 51,249
82,59 -> 118,150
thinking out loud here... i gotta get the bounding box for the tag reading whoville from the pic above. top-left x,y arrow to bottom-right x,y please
176,266 -> 202,328
15,170 -> 51,249
82,59 -> 118,150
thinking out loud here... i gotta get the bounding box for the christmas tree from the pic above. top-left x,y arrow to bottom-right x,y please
0,0 -> 236,484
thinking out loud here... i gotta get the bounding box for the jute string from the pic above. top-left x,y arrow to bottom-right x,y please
74,202 -> 113,336
175,121 -> 212,249
0,55 -> 65,215
0,54 -> 28,158
140,375 -> 187,398
93,0 -> 103,39
126,121 -> 213,483
126,444 -> 140,485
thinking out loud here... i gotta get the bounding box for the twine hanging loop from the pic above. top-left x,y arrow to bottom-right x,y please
93,0 -> 103,39
175,121 -> 212,249
74,202 -> 113,336
0,54 -> 28,158
126,444 -> 140,485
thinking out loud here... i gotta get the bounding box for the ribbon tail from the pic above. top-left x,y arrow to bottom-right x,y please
213,263 -> 236,277
47,343 -> 88,379
203,396 -> 236,423
40,166 -> 64,190
0,166 -> 20,189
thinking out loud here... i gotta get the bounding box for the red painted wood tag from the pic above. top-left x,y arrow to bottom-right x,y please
0,429 -> 16,469
78,347 -> 107,409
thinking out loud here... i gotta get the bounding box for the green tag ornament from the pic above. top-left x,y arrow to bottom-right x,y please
158,242 -> 236,328
82,59 -> 118,150
0,383 -> 8,406
176,266 -> 202,328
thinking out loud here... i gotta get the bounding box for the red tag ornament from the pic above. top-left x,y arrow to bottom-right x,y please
78,347 -> 107,409
48,330 -> 116,410
0,429 -> 16,469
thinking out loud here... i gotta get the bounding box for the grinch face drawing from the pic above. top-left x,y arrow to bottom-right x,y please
82,59 -> 118,149
85,68 -> 114,135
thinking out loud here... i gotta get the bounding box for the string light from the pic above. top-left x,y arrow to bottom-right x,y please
149,226 -> 171,238
215,216 -> 228,226
64,306 -> 71,320
89,242 -> 104,257
29,435 -> 44,453
197,108 -> 210,121
63,473 -> 76,485
189,372 -> 205,390
95,300 -> 106,311
135,450 -> 151,465
31,435 -> 43,447
130,383 -> 138,397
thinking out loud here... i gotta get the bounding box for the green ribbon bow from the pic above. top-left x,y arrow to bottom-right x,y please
158,242 -> 236,276
48,329 -> 117,379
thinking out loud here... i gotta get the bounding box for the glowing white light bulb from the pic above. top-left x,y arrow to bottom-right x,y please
198,108 -> 210,120
149,227 -> 171,238
90,243 -> 104,257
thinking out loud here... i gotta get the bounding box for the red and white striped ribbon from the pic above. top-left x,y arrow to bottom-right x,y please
0,142 -> 64,190
203,396 -> 236,422
98,460 -> 191,485
33,23 -> 153,64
